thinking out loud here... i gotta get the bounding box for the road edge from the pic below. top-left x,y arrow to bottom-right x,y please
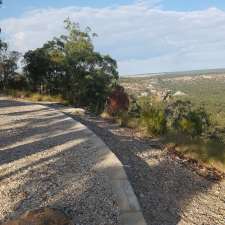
2,97 -> 147,225
52,105 -> 147,225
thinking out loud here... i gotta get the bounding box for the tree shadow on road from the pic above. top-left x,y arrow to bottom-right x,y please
0,99 -> 33,108
72,114 -> 222,225
0,99 -> 223,225
0,99 -> 120,225
0,125 -> 119,224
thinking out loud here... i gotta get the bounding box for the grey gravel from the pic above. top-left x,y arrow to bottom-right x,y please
66,111 -> 225,225
0,98 -> 119,225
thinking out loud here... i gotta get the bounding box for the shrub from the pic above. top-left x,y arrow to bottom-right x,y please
106,85 -> 129,115
128,95 -> 141,118
166,100 -> 210,137
139,98 -> 167,136
116,110 -> 129,127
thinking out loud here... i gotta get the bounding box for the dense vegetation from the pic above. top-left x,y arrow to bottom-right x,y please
120,74 -> 225,127
116,96 -> 210,137
1,19 -> 119,113
157,77 -> 225,127
1,2 -> 118,113
120,75 -> 225,171
23,19 -> 118,112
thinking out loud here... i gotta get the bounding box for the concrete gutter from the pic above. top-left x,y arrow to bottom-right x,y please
57,106 -> 147,225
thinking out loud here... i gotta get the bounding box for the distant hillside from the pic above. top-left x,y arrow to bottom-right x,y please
120,69 -> 225,127
122,68 -> 225,79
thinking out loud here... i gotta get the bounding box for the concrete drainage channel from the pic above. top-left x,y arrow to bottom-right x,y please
87,128 -> 147,225
55,106 -> 147,225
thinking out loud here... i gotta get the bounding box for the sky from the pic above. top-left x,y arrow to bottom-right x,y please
1,0 -> 225,75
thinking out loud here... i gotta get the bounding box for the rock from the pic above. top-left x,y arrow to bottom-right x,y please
173,91 -> 187,97
3,207 -> 71,225
139,193 -> 145,198
62,108 -> 86,116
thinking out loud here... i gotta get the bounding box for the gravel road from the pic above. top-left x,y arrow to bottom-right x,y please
1,97 -> 224,225
70,113 -> 225,225
0,98 -> 119,225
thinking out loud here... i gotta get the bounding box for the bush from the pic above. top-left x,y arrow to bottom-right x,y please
166,100 -> 210,137
106,85 -> 129,115
139,97 -> 167,136
7,74 -> 29,90
125,98 -> 209,137
128,95 -> 141,118
116,110 -> 129,127
105,95 -> 210,138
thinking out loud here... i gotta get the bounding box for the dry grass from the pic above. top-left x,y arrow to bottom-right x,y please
4,89 -> 69,105
163,133 -> 225,172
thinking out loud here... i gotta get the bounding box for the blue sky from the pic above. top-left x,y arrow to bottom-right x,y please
162,0 -> 225,11
2,0 -> 225,19
0,0 -> 132,19
1,0 -> 225,75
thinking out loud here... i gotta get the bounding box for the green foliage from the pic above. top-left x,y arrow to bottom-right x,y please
115,110 -> 129,127
120,76 -> 225,170
153,76 -> 225,127
166,100 -> 210,136
23,18 -> 118,113
119,96 -> 209,137
0,50 -> 21,90
120,74 -> 225,128
138,97 -> 167,136
7,73 -> 28,90
23,48 -> 51,91
0,40 -> 7,53
128,95 -> 141,117
164,132 -> 225,171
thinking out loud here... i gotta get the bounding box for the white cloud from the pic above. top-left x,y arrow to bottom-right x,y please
1,2 -> 225,75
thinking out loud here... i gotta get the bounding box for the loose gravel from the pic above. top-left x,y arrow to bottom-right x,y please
69,113 -> 225,225
0,98 -> 119,225
1,96 -> 225,225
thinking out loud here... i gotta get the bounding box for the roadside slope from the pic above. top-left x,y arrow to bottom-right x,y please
66,112 -> 225,225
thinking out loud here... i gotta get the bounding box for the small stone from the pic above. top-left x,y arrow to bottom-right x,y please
140,193 -> 144,198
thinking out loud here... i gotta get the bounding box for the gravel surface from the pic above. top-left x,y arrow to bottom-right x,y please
69,113 -> 225,225
0,98 -> 119,225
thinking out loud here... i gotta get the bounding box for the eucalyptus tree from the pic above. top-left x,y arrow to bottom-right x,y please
0,50 -> 21,89
24,18 -> 119,112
